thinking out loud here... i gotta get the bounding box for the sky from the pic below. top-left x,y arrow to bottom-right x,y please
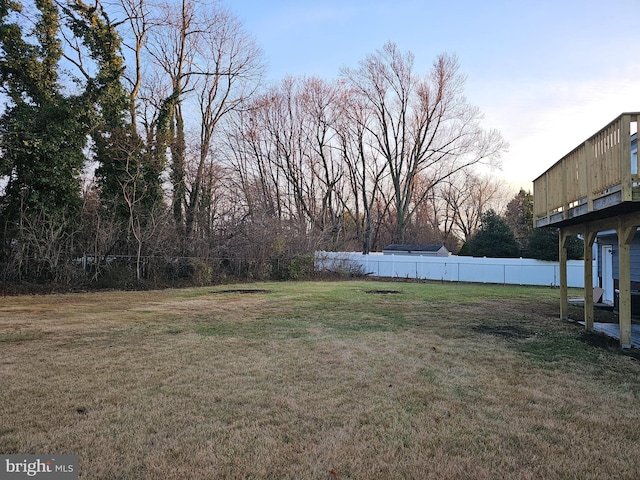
226,0 -> 640,194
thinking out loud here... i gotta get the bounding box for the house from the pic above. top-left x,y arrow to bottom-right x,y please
533,112 -> 640,348
382,244 -> 450,257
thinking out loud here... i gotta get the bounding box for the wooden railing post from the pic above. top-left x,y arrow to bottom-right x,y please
585,139 -> 594,210
561,158 -> 568,221
621,114 -> 632,201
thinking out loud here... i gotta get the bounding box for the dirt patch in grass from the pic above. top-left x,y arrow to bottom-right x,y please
212,289 -> 271,294
578,330 -> 621,349
0,330 -> 46,344
567,303 -> 640,324
363,289 -> 403,294
578,330 -> 640,360
471,324 -> 537,339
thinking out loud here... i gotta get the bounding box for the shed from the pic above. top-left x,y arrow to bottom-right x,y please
382,244 -> 450,257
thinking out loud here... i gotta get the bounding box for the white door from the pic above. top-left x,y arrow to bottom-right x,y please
602,245 -> 614,304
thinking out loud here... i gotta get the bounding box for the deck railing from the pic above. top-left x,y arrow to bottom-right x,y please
533,112 -> 640,227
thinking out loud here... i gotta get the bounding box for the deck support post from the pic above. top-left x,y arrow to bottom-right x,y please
617,224 -> 636,349
559,228 -> 569,320
583,229 -> 597,331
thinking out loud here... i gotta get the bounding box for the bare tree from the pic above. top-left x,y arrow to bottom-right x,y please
146,0 -> 263,245
146,0 -> 196,232
5,202 -> 80,284
224,107 -> 284,222
78,184 -> 121,281
184,6 -> 264,239
297,77 -> 350,246
342,42 -> 507,244
440,171 -> 506,242
122,0 -> 147,108
251,79 -> 316,228
335,85 -> 390,253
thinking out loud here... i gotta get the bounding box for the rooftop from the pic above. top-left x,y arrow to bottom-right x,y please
383,244 -> 447,252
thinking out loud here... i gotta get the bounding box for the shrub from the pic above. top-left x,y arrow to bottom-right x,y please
286,254 -> 315,280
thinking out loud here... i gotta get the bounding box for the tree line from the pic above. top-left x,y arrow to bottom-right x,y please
461,189 -> 583,261
0,0 -> 512,289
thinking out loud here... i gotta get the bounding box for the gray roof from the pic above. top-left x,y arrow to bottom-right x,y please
383,244 -> 446,252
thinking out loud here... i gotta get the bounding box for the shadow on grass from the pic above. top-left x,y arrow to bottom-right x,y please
211,289 -> 271,294
471,324 -> 536,340
0,330 -> 45,344
471,322 -> 640,364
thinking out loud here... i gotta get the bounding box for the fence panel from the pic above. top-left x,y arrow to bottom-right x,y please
316,252 -> 590,288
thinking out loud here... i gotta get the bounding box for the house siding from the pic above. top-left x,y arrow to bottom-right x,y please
598,231 -> 640,283
630,235 -> 640,284
597,234 -> 615,280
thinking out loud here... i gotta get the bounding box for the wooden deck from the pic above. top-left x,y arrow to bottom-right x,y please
533,112 -> 640,228
532,113 -> 640,348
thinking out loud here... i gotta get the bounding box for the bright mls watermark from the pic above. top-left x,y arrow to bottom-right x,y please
1,456 -> 77,479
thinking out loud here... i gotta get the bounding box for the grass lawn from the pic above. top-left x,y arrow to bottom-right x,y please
1,280 -> 639,479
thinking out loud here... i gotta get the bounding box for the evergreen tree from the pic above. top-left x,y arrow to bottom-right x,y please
504,189 -> 533,254
64,0 -> 163,216
527,228 -> 583,261
0,0 -> 87,222
460,209 -> 520,258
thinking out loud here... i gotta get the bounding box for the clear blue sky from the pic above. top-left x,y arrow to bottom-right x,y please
227,0 -> 640,192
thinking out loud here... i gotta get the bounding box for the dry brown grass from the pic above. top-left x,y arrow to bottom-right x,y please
1,281 -> 639,479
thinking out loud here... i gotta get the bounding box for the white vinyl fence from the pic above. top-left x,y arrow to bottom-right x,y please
316,252 -> 591,288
